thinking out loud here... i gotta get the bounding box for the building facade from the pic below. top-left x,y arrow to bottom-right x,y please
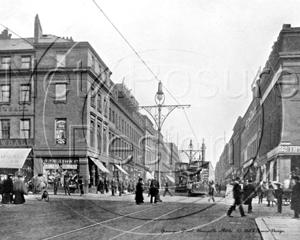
0,15 -> 178,192
215,24 -> 300,184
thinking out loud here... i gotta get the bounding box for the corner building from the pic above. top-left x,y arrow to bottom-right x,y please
0,15 -> 155,193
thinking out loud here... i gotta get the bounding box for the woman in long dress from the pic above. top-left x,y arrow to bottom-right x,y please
266,184 -> 276,207
135,178 -> 144,205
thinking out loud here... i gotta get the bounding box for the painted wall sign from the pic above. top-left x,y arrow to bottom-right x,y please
279,145 -> 300,153
0,106 -> 29,112
0,139 -> 34,147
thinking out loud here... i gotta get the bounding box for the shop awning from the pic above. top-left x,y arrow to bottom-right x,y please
89,157 -> 110,173
0,148 -> 31,169
114,164 -> 129,175
243,158 -> 254,169
165,174 -> 175,183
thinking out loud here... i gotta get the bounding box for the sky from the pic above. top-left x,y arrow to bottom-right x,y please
1,0 -> 300,168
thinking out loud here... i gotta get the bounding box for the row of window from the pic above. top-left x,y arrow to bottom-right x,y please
108,108 -> 142,144
90,88 -> 142,144
0,83 -> 68,104
0,84 -> 31,103
1,56 -> 32,70
0,52 -> 110,72
90,88 -> 108,115
0,119 -> 30,139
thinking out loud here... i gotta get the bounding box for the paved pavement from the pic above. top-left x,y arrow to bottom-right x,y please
255,217 -> 300,240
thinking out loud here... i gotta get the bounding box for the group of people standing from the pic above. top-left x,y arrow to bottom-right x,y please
0,174 -> 28,204
226,176 -> 300,219
135,176 -> 173,205
95,177 -> 135,196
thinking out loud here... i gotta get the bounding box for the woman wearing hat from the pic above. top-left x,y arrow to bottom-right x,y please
135,178 -> 144,205
291,176 -> 300,219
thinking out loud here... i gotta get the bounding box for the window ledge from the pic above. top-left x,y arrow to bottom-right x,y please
18,101 -> 31,105
0,102 -> 10,106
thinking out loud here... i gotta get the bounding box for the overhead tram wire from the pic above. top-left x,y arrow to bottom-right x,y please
92,0 -> 200,145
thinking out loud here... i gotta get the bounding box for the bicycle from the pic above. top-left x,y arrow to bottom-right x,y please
34,184 -> 50,202
39,188 -> 49,202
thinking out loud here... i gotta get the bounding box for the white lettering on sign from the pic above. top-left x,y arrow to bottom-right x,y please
279,146 -> 300,153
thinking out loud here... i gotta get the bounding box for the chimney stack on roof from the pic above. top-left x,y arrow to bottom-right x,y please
34,14 -> 43,43
282,24 -> 291,30
0,29 -> 12,40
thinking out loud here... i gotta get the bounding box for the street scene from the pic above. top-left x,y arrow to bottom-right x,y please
1,1 -> 300,239
0,189 -> 296,240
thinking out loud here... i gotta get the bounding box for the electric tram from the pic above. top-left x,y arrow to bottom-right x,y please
175,161 -> 210,196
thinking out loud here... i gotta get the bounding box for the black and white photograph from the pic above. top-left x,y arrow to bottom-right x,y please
1,1 -> 300,239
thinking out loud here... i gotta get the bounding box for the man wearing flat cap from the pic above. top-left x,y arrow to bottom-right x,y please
291,176 -> 300,219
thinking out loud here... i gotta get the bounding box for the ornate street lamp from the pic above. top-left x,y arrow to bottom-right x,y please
140,81 -> 190,187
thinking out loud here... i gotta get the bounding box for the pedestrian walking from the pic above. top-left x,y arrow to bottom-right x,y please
64,175 -> 71,195
135,178 -> 144,204
208,180 -> 216,202
78,176 -> 84,196
243,179 -> 256,213
118,179 -> 123,196
291,175 -> 300,218
275,184 -> 284,214
13,175 -> 27,204
163,182 -> 172,197
149,176 -> 160,203
53,170 -> 60,195
104,178 -> 108,194
256,181 -> 266,204
2,174 -> 14,204
111,178 -> 117,196
97,177 -> 104,194
266,184 -> 276,207
227,177 -> 246,217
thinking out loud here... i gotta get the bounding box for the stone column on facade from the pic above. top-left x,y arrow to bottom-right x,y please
79,157 -> 90,194
278,156 -> 291,182
269,160 -> 274,181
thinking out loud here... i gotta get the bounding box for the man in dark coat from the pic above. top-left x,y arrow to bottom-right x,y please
150,176 -> 160,203
163,182 -> 172,197
291,176 -> 300,218
13,175 -> 27,204
227,177 -> 246,217
135,178 -> 144,204
243,179 -> 256,213
2,174 -> 14,204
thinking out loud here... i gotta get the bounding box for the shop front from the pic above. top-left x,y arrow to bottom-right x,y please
0,148 -> 33,182
42,157 -> 79,183
88,157 -> 110,188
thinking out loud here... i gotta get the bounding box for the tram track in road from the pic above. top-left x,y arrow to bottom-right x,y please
40,196 -> 222,239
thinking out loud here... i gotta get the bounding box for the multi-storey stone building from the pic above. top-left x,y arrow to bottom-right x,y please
215,24 -> 300,184
0,15 -> 179,192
